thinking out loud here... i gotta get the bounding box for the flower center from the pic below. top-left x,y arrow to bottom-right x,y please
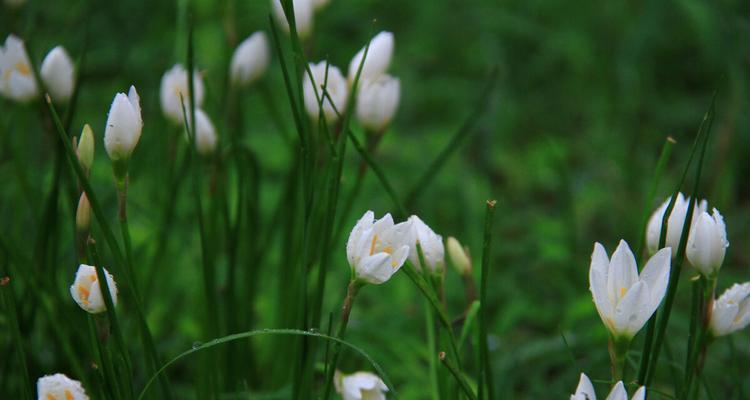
15,61 -> 31,76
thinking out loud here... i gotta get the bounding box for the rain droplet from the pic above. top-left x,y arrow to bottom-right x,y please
192,341 -> 203,349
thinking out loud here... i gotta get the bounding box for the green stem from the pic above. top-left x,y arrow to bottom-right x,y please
322,281 -> 361,400
439,352 -> 478,400
478,200 -> 496,400
609,337 -> 629,382
425,297 -> 441,400
683,277 -> 716,398
0,275 -> 32,399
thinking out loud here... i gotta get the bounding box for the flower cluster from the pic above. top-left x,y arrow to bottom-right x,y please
1,34 -> 75,104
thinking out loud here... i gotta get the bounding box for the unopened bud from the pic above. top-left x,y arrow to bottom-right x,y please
77,124 -> 95,172
76,193 -> 91,233
446,236 -> 472,275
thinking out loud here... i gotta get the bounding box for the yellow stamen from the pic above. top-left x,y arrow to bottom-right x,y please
382,245 -> 393,254
369,234 -> 378,256
65,390 -> 74,400
46,394 -> 57,400
619,287 -> 627,298
77,284 -> 90,300
15,61 -> 30,76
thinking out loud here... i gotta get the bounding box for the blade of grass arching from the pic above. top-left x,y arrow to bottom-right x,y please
138,329 -> 399,400
439,352 -> 478,400
404,67 -> 499,209
0,273 -> 32,399
478,200 -> 496,400
644,96 -> 715,386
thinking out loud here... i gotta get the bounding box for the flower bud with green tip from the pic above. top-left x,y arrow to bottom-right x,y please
686,208 -> 728,277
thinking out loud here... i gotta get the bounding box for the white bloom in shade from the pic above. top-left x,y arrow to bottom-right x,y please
160,64 -> 205,124
230,32 -> 270,88
709,282 -> 750,337
407,215 -> 444,273
570,374 -> 645,400
271,0 -> 314,39
686,208 -> 728,277
646,193 -> 707,256
589,240 -> 671,339
446,236 -> 472,275
346,211 -> 412,285
356,74 -> 400,133
0,34 -> 38,102
70,264 -> 117,314
570,373 -> 596,400
605,381 -> 645,400
104,86 -> 142,161
37,373 -> 89,400
40,46 -> 75,104
334,370 -> 388,400
348,31 -> 394,82
187,109 -> 217,156
302,61 -> 348,123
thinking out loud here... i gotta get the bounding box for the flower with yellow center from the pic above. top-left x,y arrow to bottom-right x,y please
159,64 -> 205,124
36,373 -> 88,400
69,264 -> 118,314
0,34 -> 38,102
346,211 -> 412,285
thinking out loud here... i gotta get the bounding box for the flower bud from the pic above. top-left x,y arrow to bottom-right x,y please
70,264 -> 117,314
40,46 -> 75,104
187,109 -> 218,156
334,370 -> 388,400
76,193 -> 91,233
271,0 -> 314,40
302,61 -> 348,123
348,31 -> 394,82
446,236 -> 472,275
709,282 -> 750,337
686,208 -> 728,277
407,215 -> 445,273
160,64 -> 205,124
104,86 -> 142,162
646,193 -> 706,257
230,32 -> 270,88
356,74 -> 400,133
37,373 -> 89,400
346,211 -> 412,285
0,34 -> 38,102
77,124 -> 95,172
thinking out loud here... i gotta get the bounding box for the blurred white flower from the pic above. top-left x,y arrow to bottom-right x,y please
40,46 -> 75,104
407,215 -> 444,273
230,31 -> 270,88
356,74 -> 400,133
104,86 -> 142,161
271,0 -> 314,40
570,374 -> 645,400
646,193 -> 707,256
70,264 -> 117,314
446,236 -> 472,275
302,61 -> 348,123
334,370 -> 388,400
0,34 -> 38,102
187,108 -> 218,156
37,373 -> 88,400
160,64 -> 205,124
589,240 -> 671,339
77,124 -> 95,172
686,208 -> 728,277
709,282 -> 750,337
348,31 -> 394,82
346,210 -> 412,285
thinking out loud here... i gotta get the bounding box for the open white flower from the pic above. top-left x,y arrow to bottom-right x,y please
346,211 -> 412,285
271,0 -> 314,39
348,31 -> 394,82
37,373 -> 88,400
356,74 -> 400,133
104,85 -> 142,161
160,64 -> 205,124
686,208 -> 728,277
70,264 -> 117,314
187,108 -> 217,156
230,31 -> 270,88
570,374 -> 645,400
646,193 -> 706,256
407,215 -> 444,273
0,34 -> 38,102
302,61 -> 348,123
589,240 -> 671,339
709,282 -> 750,337
334,370 -> 388,400
40,46 -> 75,104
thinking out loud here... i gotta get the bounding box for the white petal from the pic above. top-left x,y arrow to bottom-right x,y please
639,247 -> 671,316
605,381 -> 628,400
572,373 -> 596,400
612,281 -> 645,337
630,386 -> 646,400
590,243 -> 613,330
607,240 -> 638,305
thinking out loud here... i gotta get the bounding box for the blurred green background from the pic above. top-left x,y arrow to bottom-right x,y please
2,0 -> 750,398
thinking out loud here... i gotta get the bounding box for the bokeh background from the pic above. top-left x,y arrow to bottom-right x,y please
2,0 -> 750,398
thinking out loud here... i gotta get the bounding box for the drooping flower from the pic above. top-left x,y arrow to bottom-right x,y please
187,108 -> 217,156
334,370 -> 388,400
271,0 -> 314,40
570,374 -> 645,400
446,236 -> 472,275
686,208 -> 728,277
348,31 -> 394,82
104,86 -> 142,161
230,31 -> 270,88
302,61 -> 348,123
407,215 -> 444,273
646,193 -> 707,256
709,282 -> 750,337
40,46 -> 75,104
37,373 -> 89,400
356,74 -> 400,133
589,240 -> 671,339
70,264 -> 117,314
160,64 -> 205,124
0,34 -> 38,102
346,211 -> 412,285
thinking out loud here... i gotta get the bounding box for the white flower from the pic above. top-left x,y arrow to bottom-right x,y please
589,240 -> 671,339
104,86 -> 142,161
605,381 -> 646,400
160,64 -> 205,124
346,211 -> 412,285
348,31 -> 394,82
356,74 -> 400,133
646,193 -> 707,256
0,34 -> 38,102
709,282 -> 750,337
302,61 -> 348,123
334,370 -> 388,400
407,215 -> 444,273
686,208 -> 728,277
69,264 -> 117,314
40,46 -> 75,104
230,31 -> 270,88
446,236 -> 472,275
570,374 -> 645,400
570,373 -> 596,400
187,108 -> 217,156
271,0 -> 314,40
37,373 -> 88,400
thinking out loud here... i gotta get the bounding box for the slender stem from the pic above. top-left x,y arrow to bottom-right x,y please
609,337 -> 629,382
683,277 -> 716,398
0,276 -> 32,399
425,299 -> 441,400
322,281 -> 361,400
478,200 -> 496,400
439,352 -> 478,400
